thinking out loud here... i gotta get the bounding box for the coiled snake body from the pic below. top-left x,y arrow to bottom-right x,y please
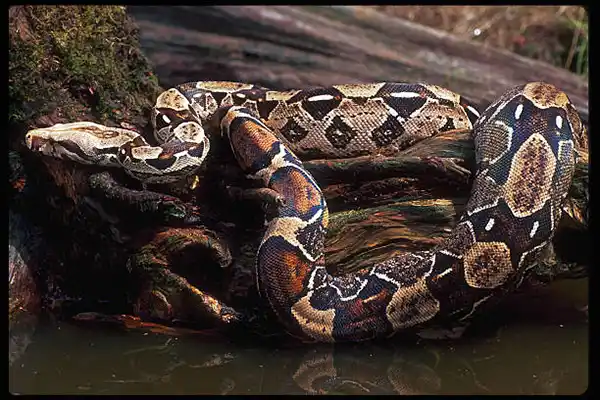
26,81 -> 583,342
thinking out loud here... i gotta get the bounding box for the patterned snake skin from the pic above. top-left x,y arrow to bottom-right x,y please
25,81 -> 584,342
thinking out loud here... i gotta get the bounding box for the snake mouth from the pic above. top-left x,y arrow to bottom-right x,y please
25,124 -> 78,152
24,131 -> 50,152
24,131 -> 67,160
24,132 -> 33,150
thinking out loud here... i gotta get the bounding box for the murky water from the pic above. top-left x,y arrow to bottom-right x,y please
9,279 -> 587,395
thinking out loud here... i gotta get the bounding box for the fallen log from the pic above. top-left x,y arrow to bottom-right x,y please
9,6 -> 588,330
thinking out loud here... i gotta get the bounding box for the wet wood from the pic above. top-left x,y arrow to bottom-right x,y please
9,6 -> 588,325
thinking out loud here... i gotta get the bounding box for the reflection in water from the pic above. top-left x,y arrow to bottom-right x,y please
9,280 -> 588,395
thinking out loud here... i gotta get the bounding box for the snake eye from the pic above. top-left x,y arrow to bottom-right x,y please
154,112 -> 167,127
154,111 -> 168,130
153,110 -> 177,144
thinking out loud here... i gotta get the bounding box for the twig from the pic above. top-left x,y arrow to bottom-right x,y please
564,7 -> 586,70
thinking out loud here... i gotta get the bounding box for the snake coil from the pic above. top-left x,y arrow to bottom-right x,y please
26,81 -> 583,342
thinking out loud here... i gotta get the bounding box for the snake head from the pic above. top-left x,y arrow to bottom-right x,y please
25,121 -> 141,167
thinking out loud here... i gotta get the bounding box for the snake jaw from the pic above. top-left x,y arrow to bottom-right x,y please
25,122 -> 141,167
25,125 -> 71,150
24,129 -> 63,159
24,131 -> 38,152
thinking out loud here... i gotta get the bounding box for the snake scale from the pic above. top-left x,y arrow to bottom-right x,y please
25,81 -> 584,342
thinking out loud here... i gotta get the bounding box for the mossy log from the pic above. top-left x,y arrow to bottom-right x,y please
9,6 -> 588,327
9,5 -> 162,321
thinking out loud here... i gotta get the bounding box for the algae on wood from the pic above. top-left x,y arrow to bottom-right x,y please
8,5 -> 163,320
9,5 -> 161,133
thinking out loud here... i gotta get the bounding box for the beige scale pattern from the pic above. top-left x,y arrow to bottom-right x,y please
23,81 -> 584,343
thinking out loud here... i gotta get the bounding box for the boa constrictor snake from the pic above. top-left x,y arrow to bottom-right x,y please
25,81 -> 584,342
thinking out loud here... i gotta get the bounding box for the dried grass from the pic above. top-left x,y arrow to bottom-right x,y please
377,6 -> 588,76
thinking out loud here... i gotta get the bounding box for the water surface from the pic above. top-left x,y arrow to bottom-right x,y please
9,279 -> 588,395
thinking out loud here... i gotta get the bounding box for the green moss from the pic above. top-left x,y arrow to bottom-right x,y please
9,6 -> 162,125
327,209 -> 370,237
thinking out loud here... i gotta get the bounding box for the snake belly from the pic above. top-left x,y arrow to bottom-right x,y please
24,81 -> 583,342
